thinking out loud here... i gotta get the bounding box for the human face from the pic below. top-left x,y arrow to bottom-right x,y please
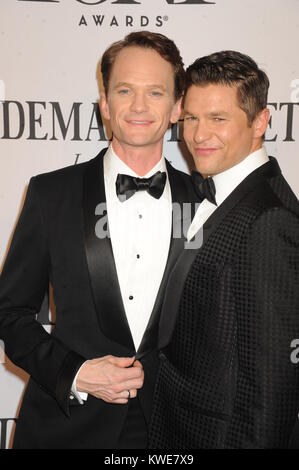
183,84 -> 269,177
101,46 -> 181,155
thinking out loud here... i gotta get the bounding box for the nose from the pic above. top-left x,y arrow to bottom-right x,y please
193,120 -> 211,144
130,91 -> 148,113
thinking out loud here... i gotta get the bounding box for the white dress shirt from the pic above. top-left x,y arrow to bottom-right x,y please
71,145 -> 172,402
104,145 -> 172,349
187,147 -> 269,242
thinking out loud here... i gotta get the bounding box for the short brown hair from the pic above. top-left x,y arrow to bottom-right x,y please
185,50 -> 269,124
101,31 -> 185,101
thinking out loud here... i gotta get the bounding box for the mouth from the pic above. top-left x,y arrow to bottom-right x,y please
194,147 -> 218,156
126,120 -> 154,127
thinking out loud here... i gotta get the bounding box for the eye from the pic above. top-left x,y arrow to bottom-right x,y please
150,91 -> 163,97
213,117 -> 225,122
118,89 -> 130,95
184,116 -> 197,121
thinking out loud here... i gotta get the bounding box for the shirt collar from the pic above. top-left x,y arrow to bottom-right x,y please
104,144 -> 167,185
212,146 -> 269,206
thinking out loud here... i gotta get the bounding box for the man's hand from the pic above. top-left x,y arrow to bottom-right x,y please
76,356 -> 144,404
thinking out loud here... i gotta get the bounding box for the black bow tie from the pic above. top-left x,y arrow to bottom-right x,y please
191,171 -> 217,206
116,171 -> 167,202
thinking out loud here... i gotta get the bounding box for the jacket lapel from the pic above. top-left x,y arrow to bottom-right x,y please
136,161 -> 198,359
159,157 -> 282,349
83,148 -> 135,352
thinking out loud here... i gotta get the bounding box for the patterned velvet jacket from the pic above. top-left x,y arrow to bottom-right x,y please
149,157 -> 299,449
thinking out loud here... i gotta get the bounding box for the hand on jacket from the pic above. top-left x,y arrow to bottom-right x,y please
76,355 -> 144,404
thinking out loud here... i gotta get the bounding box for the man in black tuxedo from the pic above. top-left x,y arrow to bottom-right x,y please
0,31 -> 197,449
149,51 -> 299,449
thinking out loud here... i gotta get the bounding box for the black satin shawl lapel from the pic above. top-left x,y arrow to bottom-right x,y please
158,157 -> 282,349
136,162 -> 198,359
83,148 -> 135,352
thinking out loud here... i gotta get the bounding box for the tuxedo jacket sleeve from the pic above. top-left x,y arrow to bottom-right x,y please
227,204 -> 299,448
0,149 -> 198,442
0,177 -> 85,415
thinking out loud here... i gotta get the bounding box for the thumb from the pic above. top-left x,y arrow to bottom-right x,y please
110,356 -> 135,368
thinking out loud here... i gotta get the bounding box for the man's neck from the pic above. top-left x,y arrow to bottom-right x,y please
111,140 -> 163,176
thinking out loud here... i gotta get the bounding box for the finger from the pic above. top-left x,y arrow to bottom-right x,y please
100,395 -> 129,405
113,364 -> 143,383
129,389 -> 137,399
120,376 -> 144,392
133,360 -> 143,369
117,389 -> 137,400
111,375 -> 143,394
119,389 -> 130,399
113,398 -> 129,404
91,389 -> 129,403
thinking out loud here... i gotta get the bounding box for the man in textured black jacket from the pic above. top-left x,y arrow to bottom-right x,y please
0,31 -> 197,449
149,50 -> 299,449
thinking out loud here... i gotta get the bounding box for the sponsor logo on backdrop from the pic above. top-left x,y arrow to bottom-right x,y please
18,0 -> 215,4
0,100 -> 298,142
0,100 -> 181,142
78,14 -> 168,28
18,0 -> 216,28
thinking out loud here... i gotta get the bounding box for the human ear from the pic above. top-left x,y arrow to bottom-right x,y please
100,92 -> 110,120
253,108 -> 270,138
170,97 -> 183,124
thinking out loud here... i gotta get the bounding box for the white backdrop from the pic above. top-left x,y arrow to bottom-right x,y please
1,0 -> 299,449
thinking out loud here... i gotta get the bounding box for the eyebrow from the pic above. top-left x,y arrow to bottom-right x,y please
183,109 -> 194,116
114,82 -> 166,90
183,110 -> 231,117
114,82 -> 133,89
208,111 -> 230,117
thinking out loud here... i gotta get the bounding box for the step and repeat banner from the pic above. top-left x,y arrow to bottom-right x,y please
0,0 -> 299,449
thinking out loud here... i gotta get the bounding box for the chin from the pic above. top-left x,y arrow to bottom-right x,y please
194,162 -> 212,176
194,157 -> 222,177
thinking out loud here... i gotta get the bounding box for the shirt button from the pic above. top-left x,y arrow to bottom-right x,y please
129,295 -> 134,300
137,254 -> 140,259
138,214 -> 143,219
